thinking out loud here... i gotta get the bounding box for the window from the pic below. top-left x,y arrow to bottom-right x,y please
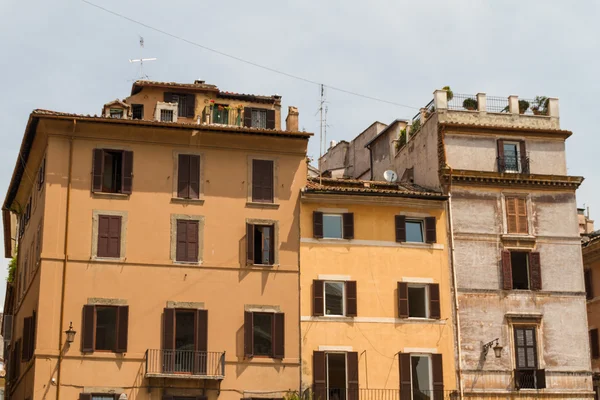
161,109 -> 174,122
172,94 -> 187,117
498,140 -> 528,173
399,353 -> 443,400
37,157 -> 45,191
79,393 -> 123,400
92,149 -> 133,194
213,105 -> 229,124
505,197 -> 528,234
586,269 -> 594,300
251,109 -> 267,129
164,92 -> 195,118
244,311 -> 284,359
411,355 -> 432,398
252,159 -> 274,203
97,215 -> 122,258
395,216 -> 436,243
162,308 -> 208,374
503,142 -> 520,172
313,351 -> 359,400
177,154 -> 201,199
176,220 -> 199,262
21,312 -> 36,362
313,280 -> 357,317
327,353 -> 347,400
590,328 -> 599,359
513,326 -> 545,389
109,109 -> 123,119
243,107 -> 276,129
398,282 -> 440,319
313,212 -> 354,240
501,251 -> 541,291
81,305 -> 128,353
132,104 -> 144,120
246,223 -> 276,265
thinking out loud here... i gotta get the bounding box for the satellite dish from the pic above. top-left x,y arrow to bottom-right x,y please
383,170 -> 398,183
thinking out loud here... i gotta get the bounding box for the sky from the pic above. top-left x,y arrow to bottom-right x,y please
0,0 -> 599,306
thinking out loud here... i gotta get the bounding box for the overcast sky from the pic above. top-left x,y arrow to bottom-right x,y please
1,0 -> 598,306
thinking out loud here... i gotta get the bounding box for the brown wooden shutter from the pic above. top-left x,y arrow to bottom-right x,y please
266,109 -> 276,129
246,223 -> 255,264
108,216 -> 122,258
347,351 -> 359,400
516,198 -> 528,234
92,149 -> 104,192
395,215 -> 406,242
591,329 -> 600,358
313,351 -> 326,396
343,213 -> 354,239
269,225 -> 275,265
506,197 -> 518,234
79,394 -> 92,400
536,369 -> 546,389
529,252 -> 542,291
497,139 -> 505,171
187,94 -> 196,117
432,354 -> 444,400
244,311 -> 253,358
82,305 -> 95,352
176,220 -> 186,262
502,250 -> 513,290
425,216 -> 437,243
196,309 -> 208,352
586,269 -> 594,300
163,308 -> 175,350
398,282 -> 409,318
519,141 -> 527,172
22,317 -> 31,361
30,310 -> 36,360
252,159 -> 274,202
243,107 -> 252,127
429,284 -> 441,319
177,154 -> 190,198
115,305 -> 128,353
313,280 -> 324,316
121,150 -> 134,194
313,212 -> 324,239
399,353 -> 411,398
189,155 -> 200,200
187,220 -> 199,262
164,92 -> 174,103
15,339 -> 21,377
273,312 -> 284,359
346,281 -> 357,317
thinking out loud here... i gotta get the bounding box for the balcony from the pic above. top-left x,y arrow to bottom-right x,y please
201,105 -> 244,127
145,349 -> 225,380
497,155 -> 530,174
306,387 -> 459,400
514,369 -> 546,390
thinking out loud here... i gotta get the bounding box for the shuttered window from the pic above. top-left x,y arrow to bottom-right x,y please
81,305 -> 128,353
165,92 -> 196,118
251,159 -> 274,203
313,280 -> 357,317
396,215 -> 436,243
313,212 -> 354,239
501,250 -> 542,291
92,149 -> 134,194
244,311 -> 284,359
506,197 -> 528,234
162,308 -> 208,374
399,353 -> 444,399
243,108 -> 275,129
398,282 -> 440,319
591,329 -> 600,359
176,220 -> 199,262
246,223 -> 276,265
97,215 -> 122,258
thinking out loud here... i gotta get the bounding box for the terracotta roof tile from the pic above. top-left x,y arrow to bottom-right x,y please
131,80 -> 279,102
303,177 -> 445,199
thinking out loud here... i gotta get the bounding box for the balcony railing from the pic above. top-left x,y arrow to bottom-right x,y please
497,155 -> 530,174
145,349 -> 225,380
201,106 -> 244,126
306,387 -> 459,400
514,369 -> 546,390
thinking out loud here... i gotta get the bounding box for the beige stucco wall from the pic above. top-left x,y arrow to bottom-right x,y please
299,199 -> 456,392
8,117 -> 308,400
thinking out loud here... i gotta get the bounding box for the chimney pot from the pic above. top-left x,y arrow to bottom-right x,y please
286,106 -> 299,132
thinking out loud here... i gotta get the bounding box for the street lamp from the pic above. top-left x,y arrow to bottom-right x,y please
482,338 -> 503,359
65,322 -> 76,344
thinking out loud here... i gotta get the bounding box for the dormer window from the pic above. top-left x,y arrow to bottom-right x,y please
109,109 -> 124,119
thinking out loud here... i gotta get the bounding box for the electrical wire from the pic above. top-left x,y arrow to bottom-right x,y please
79,0 -> 420,111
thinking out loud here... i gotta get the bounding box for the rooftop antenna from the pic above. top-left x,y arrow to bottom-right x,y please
129,36 -> 157,80
317,84 -> 326,185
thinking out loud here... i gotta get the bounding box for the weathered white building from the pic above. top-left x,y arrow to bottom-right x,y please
325,90 -> 592,398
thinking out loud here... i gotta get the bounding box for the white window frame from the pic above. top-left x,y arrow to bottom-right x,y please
503,141 -> 521,173
405,219 -> 425,243
323,213 -> 344,240
326,352 -> 348,400
410,353 -> 433,398
408,284 -> 429,319
324,281 -> 346,317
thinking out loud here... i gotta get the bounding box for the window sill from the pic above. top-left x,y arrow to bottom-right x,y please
171,197 -> 205,205
246,201 -> 280,209
91,256 -> 125,263
246,263 -> 279,268
173,261 -> 202,266
501,234 -> 535,241
92,192 -> 130,200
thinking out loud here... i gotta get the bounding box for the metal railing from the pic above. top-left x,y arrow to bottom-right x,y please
448,93 -> 477,111
145,349 -> 225,379
486,96 -> 509,113
306,387 -> 459,400
514,369 -> 545,390
497,156 -> 530,174
201,106 -> 244,126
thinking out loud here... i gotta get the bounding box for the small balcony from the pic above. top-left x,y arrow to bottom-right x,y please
497,155 -> 530,174
514,369 -> 546,390
201,105 -> 244,127
145,349 -> 225,380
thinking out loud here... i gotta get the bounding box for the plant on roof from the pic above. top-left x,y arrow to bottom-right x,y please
518,100 -> 530,114
395,128 -> 407,151
531,96 -> 549,115
7,248 -> 17,283
442,86 -> 453,101
462,97 -> 478,111
410,119 -> 421,135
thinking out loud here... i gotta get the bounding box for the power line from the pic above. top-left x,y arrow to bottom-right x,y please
79,0 -> 419,111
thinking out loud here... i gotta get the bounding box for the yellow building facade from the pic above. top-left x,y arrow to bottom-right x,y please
300,178 -> 457,399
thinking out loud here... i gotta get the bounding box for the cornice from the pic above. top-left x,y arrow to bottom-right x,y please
441,168 -> 583,190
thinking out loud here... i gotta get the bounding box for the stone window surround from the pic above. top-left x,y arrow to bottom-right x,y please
91,210 -> 128,261
500,193 -> 533,237
246,155 -> 280,208
170,214 -> 205,265
171,150 -> 205,203
91,144 -> 133,200
505,314 -> 545,370
87,298 -> 128,306
166,301 -> 205,309
155,101 -> 178,123
246,217 -> 280,266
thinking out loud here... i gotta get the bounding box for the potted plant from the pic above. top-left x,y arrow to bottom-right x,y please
442,86 -> 453,101
463,98 -> 478,111
518,100 -> 530,114
531,96 -> 549,115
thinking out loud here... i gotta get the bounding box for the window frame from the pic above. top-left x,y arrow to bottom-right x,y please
246,219 -> 279,266
511,251 -> 531,290
251,158 -> 275,204
82,303 -> 128,354
407,284 -> 429,319
92,210 -> 127,261
252,311 -> 274,358
502,141 -> 521,173
322,214 -> 344,240
504,196 -> 529,235
170,214 -> 205,264
323,281 -> 346,317
326,352 -> 348,397
251,108 -> 268,129
94,305 -> 118,352
405,219 -> 425,243
410,353 -> 433,399
247,156 -> 279,206
161,109 -> 174,122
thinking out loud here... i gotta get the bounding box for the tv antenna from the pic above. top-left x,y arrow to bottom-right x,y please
317,84 -> 327,184
129,36 -> 156,80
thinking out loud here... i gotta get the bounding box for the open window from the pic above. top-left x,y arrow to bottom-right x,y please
313,280 -> 357,317
313,212 -> 354,240
162,308 -> 208,374
244,311 -> 284,359
501,251 -> 541,291
246,223 -> 276,265
399,353 -> 444,400
313,351 -> 359,400
497,140 -> 529,173
92,149 -> 133,194
398,282 -> 440,319
82,305 -> 128,353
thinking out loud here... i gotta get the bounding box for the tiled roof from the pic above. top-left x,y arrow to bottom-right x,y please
132,80 -> 218,92
583,230 -> 600,248
303,177 -> 446,199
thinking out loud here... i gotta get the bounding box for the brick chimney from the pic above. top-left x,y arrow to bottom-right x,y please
286,106 -> 299,132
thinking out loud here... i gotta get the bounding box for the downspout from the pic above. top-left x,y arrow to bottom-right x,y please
56,120 -> 75,400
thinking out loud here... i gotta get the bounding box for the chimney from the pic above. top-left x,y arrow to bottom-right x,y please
286,106 -> 299,132
194,80 -> 205,85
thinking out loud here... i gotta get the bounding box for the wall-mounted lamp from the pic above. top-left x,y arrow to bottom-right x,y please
482,338 -> 503,359
65,322 -> 76,344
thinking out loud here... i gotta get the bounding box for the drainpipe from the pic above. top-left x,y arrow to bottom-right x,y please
56,120 -> 75,399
